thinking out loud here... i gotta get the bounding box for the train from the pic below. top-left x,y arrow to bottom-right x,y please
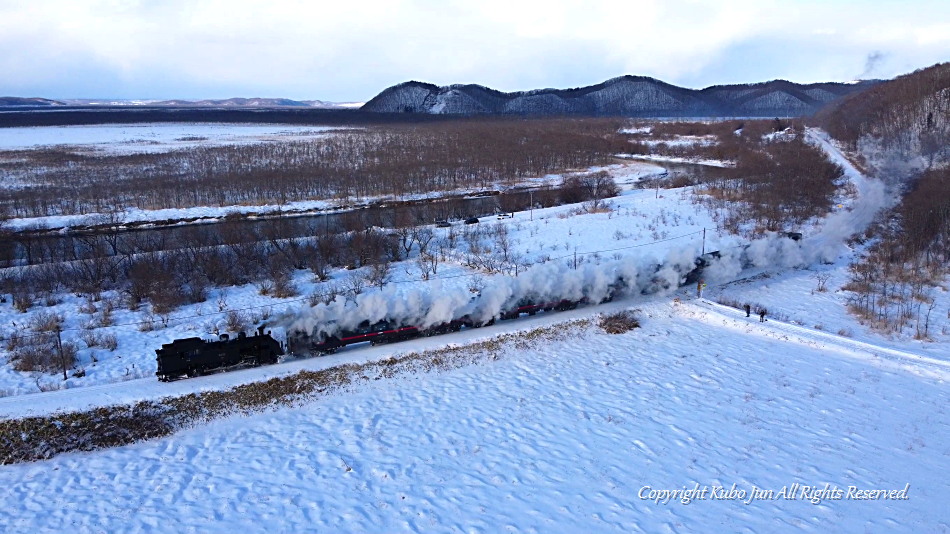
155,326 -> 283,382
153,292 -> 596,381
292,297 -> 582,356
156,233 -> 800,381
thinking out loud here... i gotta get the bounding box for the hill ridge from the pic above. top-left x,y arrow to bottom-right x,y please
363,76 -> 877,117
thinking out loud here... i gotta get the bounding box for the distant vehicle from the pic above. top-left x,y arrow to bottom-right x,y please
435,220 -> 451,227
464,217 -> 480,224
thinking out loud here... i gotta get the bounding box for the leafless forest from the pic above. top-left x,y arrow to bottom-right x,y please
845,166 -> 950,337
816,62 -> 949,165
0,118 -> 635,373
814,63 -> 950,336
626,118 -> 843,234
0,118 -> 631,218
1,107 -> 934,372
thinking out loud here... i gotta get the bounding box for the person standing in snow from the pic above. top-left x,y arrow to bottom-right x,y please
697,279 -> 706,298
759,309 -> 767,322
744,304 -> 751,317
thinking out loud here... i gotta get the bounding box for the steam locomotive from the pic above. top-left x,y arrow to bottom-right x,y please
155,327 -> 283,382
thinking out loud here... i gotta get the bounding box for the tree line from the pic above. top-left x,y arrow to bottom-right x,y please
625,119 -> 841,234
844,167 -> 949,338
814,62 -> 949,168
0,118 -> 631,219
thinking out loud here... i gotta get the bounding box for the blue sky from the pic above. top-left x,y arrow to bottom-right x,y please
0,0 -> 947,101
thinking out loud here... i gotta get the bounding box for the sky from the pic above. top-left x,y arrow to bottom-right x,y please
0,0 -> 948,102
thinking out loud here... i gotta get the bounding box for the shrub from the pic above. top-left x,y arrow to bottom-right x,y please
12,336 -> 76,374
80,330 -> 117,351
599,310 -> 640,334
97,298 -> 116,327
272,273 -> 298,299
101,333 -> 118,351
138,314 -> 156,332
225,311 -> 248,333
80,330 -> 102,348
12,290 -> 32,313
4,330 -> 22,352
29,311 -> 64,333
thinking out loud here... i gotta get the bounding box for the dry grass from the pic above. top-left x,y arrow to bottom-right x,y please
599,310 -> 641,334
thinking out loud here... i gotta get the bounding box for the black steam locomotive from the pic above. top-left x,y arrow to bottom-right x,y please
155,327 -> 283,382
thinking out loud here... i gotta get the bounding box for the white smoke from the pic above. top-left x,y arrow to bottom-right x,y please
281,232 -> 806,345
804,128 -> 896,263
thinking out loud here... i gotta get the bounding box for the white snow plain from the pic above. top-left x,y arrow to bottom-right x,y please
0,299 -> 947,532
0,123 -> 342,154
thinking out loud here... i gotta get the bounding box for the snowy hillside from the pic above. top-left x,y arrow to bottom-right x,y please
362,77 -> 874,117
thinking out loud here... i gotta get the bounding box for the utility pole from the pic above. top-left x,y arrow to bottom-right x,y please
701,228 -> 706,256
55,326 -> 66,381
573,249 -> 578,270
529,190 -> 534,221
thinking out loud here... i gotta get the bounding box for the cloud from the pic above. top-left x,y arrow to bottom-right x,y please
0,0 -> 947,99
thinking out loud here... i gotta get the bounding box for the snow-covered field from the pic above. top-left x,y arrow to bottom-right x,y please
0,172 -> 712,396
1,298 -> 947,532
0,126 -> 948,532
0,123 -> 342,154
1,133 -> 946,397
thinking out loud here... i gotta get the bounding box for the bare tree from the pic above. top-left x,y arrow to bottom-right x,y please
367,261 -> 392,290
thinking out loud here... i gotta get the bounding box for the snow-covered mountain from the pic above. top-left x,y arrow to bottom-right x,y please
0,96 -> 64,107
362,76 -> 876,117
56,98 -> 364,109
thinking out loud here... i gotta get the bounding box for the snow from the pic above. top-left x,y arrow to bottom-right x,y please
1,299 -> 948,532
1,127 -> 948,530
639,135 -> 717,148
0,168 -> 723,398
804,128 -> 892,262
2,140 -> 945,400
1,162 -> 665,231
619,153 -> 733,168
2,199 -> 336,232
0,123 -> 342,154
0,125 -> 950,533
